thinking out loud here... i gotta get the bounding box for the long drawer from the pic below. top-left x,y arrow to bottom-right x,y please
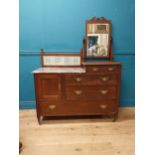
39,100 -> 117,116
65,85 -> 117,100
65,74 -> 119,85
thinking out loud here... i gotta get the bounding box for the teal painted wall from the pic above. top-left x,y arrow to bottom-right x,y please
19,0 -> 135,109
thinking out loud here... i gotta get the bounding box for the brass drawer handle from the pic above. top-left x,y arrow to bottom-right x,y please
101,77 -> 109,82
74,90 -> 82,95
100,90 -> 108,95
75,77 -> 82,82
49,105 -> 56,110
92,67 -> 99,71
100,105 -> 107,109
108,67 -> 114,71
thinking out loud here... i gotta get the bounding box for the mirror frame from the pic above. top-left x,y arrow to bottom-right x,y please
84,17 -> 112,59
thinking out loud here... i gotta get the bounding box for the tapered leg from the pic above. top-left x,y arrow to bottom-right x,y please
38,116 -> 43,125
113,113 -> 118,122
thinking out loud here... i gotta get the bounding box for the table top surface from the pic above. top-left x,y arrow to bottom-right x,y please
32,67 -> 86,74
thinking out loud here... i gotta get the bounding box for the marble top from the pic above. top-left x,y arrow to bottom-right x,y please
32,67 -> 86,74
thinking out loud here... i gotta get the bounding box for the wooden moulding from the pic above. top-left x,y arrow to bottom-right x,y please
82,61 -> 121,66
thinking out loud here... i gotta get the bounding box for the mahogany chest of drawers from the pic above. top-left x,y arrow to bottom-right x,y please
33,17 -> 122,124
33,62 -> 121,124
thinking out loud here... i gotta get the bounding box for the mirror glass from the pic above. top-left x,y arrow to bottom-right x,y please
87,23 -> 110,57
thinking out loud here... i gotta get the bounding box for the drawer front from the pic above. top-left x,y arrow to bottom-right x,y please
38,100 -> 117,116
65,74 -> 118,85
65,86 -> 117,100
86,65 -> 120,74
39,101 -> 66,116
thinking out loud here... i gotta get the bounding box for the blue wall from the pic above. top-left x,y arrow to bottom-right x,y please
19,0 -> 135,109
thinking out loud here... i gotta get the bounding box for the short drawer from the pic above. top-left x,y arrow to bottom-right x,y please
65,85 -> 117,100
38,100 -> 117,116
86,65 -> 121,74
65,74 -> 118,85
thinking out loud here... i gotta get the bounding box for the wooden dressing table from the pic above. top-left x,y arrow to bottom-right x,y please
33,17 -> 122,124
